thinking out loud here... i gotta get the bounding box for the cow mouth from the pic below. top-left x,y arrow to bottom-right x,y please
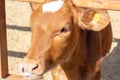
19,64 -> 44,79
21,72 -> 44,80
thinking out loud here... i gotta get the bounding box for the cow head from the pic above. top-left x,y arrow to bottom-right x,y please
20,0 -> 110,78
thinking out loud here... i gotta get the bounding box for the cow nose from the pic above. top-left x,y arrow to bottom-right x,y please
19,63 -> 39,77
23,64 -> 38,72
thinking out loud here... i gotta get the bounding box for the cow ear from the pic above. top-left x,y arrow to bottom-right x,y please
29,0 -> 53,11
77,8 -> 110,31
30,3 -> 42,11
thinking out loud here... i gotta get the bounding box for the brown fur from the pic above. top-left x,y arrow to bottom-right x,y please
23,0 -> 112,80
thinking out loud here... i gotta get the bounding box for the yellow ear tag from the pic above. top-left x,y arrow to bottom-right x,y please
93,13 -> 100,22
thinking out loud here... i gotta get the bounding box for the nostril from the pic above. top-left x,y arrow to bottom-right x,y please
22,67 -> 24,72
19,64 -> 24,73
32,64 -> 38,71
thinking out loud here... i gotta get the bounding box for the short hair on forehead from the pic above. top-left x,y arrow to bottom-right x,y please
42,0 -> 64,12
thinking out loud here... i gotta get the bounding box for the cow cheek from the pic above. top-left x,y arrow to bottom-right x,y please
51,39 -> 69,63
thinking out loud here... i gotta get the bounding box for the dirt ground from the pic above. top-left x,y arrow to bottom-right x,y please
5,1 -> 120,80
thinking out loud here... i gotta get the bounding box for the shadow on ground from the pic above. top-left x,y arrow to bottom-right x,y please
7,25 -> 31,31
8,50 -> 26,58
102,38 -> 120,80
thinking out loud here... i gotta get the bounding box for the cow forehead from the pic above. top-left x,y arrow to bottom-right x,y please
42,0 -> 64,12
36,12 -> 71,32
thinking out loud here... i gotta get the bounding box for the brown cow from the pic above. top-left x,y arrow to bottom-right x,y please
20,0 -> 112,80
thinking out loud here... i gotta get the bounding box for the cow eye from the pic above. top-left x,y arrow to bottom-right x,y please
60,25 -> 71,33
54,24 -> 71,36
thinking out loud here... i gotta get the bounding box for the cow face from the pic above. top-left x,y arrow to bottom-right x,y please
21,0 -> 78,77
